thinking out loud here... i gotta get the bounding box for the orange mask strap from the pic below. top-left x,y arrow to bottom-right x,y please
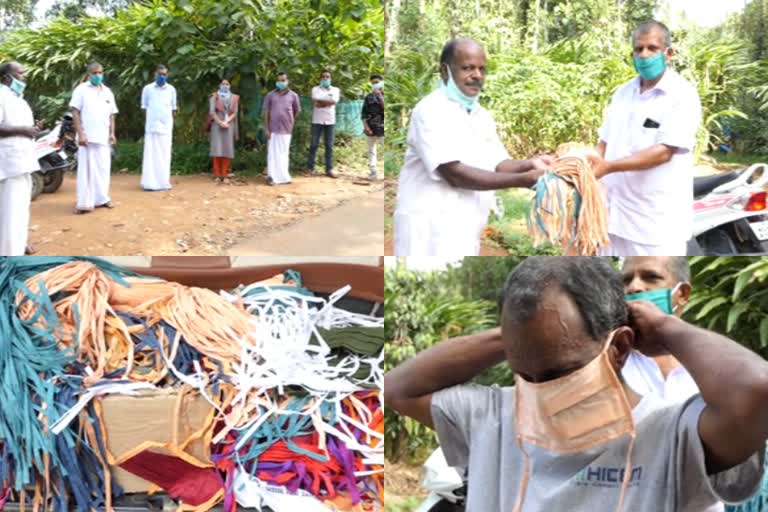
615,432 -> 636,512
513,385 -> 532,512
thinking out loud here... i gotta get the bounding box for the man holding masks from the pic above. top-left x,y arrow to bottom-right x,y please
263,71 -> 300,185
386,257 -> 767,511
589,21 -> 702,256
140,64 -> 176,191
70,62 -> 118,214
0,61 -> 39,255
393,39 -> 552,257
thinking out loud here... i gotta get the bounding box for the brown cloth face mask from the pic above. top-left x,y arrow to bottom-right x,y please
512,330 -> 636,512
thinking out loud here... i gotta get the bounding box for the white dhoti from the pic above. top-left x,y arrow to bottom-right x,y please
77,143 -> 112,210
0,173 -> 32,255
141,132 -> 172,191
267,134 -> 292,184
598,233 -> 687,256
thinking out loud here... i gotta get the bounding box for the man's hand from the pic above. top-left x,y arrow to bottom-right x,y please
530,155 -> 554,171
265,128 -> 271,140
78,132 -> 89,146
627,300 -> 674,356
521,168 -> 545,187
587,153 -> 611,179
35,120 -> 44,130
20,126 -> 40,138
109,134 -> 117,145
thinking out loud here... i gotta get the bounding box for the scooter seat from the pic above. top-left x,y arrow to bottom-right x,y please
693,170 -> 743,198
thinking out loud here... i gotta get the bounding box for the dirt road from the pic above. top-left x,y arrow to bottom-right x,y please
29,172 -> 383,255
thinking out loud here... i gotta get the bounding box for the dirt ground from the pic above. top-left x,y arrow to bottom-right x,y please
28,171 -> 384,255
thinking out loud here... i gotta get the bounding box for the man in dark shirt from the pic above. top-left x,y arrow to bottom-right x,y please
362,73 -> 384,180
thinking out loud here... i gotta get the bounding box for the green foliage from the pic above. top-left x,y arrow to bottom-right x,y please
1,0 -> 383,144
682,257 -> 768,358
384,266 -> 495,462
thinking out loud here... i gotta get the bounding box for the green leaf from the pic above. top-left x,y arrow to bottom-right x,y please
726,302 -> 750,332
733,271 -> 754,300
760,317 -> 768,348
696,297 -> 729,320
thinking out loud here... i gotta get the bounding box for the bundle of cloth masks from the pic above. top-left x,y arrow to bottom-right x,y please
526,143 -> 610,255
0,257 -> 384,512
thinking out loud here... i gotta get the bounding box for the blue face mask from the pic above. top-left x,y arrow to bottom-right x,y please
9,77 -> 26,97
219,85 -> 230,95
275,81 -> 288,90
372,82 -> 383,91
633,52 -> 667,81
442,66 -> 479,112
320,78 -> 331,87
156,75 -> 167,86
625,283 -> 682,315
89,73 -> 103,86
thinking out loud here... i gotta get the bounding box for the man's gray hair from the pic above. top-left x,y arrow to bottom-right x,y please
156,64 -> 168,72
632,20 -> 672,49
87,62 -> 103,73
666,256 -> 691,283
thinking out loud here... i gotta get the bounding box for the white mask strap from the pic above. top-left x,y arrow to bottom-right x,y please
670,282 -> 684,312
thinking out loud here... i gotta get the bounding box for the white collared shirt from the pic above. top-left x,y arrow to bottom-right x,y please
598,69 -> 702,245
69,81 -> 119,145
0,84 -> 36,180
622,350 -> 700,403
311,85 -> 340,125
393,88 -> 509,257
141,82 -> 176,135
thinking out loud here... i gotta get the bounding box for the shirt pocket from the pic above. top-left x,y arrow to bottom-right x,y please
630,126 -> 660,154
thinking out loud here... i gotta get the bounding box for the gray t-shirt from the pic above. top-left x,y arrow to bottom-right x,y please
431,385 -> 764,511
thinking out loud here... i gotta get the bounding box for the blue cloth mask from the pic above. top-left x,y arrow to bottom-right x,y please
320,79 -> 331,88
9,77 -> 26,97
625,283 -> 682,315
372,82 -> 383,91
633,52 -> 667,81
219,85 -> 230,95
155,75 -> 167,86
442,66 -> 479,112
275,81 -> 288,90
89,74 -> 103,86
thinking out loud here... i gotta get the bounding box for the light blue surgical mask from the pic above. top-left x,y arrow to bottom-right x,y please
442,66 -> 479,113
633,52 -> 667,81
320,78 -> 331,87
275,81 -> 288,90
625,282 -> 683,315
219,85 -> 230,95
9,77 -> 26,97
372,82 -> 383,91
89,73 -> 103,86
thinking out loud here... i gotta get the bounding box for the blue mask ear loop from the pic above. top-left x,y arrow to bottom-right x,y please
670,282 -> 683,313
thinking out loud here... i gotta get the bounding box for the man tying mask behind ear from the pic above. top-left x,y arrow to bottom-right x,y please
386,257 -> 768,511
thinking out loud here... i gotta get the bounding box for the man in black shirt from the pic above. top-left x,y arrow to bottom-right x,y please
362,73 -> 384,180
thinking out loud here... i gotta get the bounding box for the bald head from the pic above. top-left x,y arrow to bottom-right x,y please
439,38 -> 487,99
0,61 -> 25,86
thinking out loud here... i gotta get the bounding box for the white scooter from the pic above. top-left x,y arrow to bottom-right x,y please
31,112 -> 78,201
414,449 -> 466,512
688,163 -> 768,255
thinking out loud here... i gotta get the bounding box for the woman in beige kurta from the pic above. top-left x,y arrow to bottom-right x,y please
208,79 -> 239,183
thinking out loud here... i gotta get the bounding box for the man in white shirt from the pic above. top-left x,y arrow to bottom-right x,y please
0,61 -> 40,255
394,39 -> 551,257
307,70 -> 340,178
621,256 -> 699,402
589,21 -> 702,256
70,62 -> 119,214
140,64 -> 176,191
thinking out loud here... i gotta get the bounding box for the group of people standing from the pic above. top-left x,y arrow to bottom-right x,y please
0,60 -> 385,255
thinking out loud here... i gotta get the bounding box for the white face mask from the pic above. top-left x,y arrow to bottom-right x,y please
513,330 -> 636,512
